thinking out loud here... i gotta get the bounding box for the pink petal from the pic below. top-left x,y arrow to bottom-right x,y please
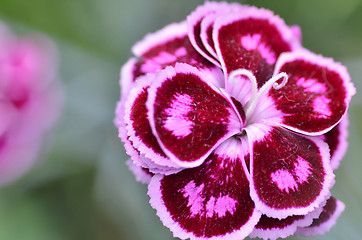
0,31 -> 62,138
246,124 -> 334,219
249,204 -> 323,240
119,96 -> 182,175
117,77 -> 171,172
132,21 -> 188,57
269,50 -> 356,135
219,88 -> 246,126
296,197 -> 345,237
124,74 -> 183,169
213,7 -> 298,88
321,115 -> 349,170
199,3 -> 247,62
200,12 -> 222,60
115,100 -> 143,167
0,36 -> 57,94
246,92 -> 284,126
0,134 -> 43,186
290,25 -> 302,44
139,154 -> 183,176
0,28 -> 62,186
12,80 -> 62,141
187,1 -> 240,67
131,21 -> 218,80
120,58 -> 138,99
0,100 -> 17,136
147,63 -> 241,168
118,105 -> 182,176
115,87 -> 145,168
126,158 -> 153,184
148,138 -> 261,240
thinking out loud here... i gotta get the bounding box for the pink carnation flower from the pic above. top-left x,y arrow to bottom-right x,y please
0,22 -> 62,186
115,2 -> 355,239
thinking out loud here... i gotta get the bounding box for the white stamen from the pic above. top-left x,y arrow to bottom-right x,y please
271,72 -> 289,90
245,72 -> 288,120
227,69 -> 289,124
228,69 -> 258,107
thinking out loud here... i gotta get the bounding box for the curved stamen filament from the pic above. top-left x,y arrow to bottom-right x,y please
245,72 -> 288,120
227,69 -> 288,124
228,69 -> 258,107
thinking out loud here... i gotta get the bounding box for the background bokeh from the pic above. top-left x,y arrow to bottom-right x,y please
0,0 -> 361,239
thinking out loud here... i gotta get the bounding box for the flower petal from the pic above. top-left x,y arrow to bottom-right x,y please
115,100 -> 144,167
0,100 -> 17,136
249,204 -> 323,240
124,74 -> 183,169
131,21 -> 218,80
290,25 -> 302,45
296,197 -> 345,237
120,57 -> 138,98
132,21 -> 187,57
139,154 -> 184,175
245,124 -> 334,219
321,115 -> 349,170
148,138 -> 261,240
247,92 -> 284,126
219,88 -> 246,126
126,158 -> 153,184
187,1 -> 245,67
213,7 -> 297,88
147,63 -> 241,167
200,12 -> 222,60
186,1 -> 226,66
0,132 -> 43,186
270,50 -> 356,135
126,154 -> 180,183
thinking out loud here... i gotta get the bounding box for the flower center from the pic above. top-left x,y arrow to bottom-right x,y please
228,69 -> 288,125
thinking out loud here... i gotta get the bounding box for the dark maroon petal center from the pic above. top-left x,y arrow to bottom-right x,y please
153,73 -> 231,160
215,14 -> 293,88
148,64 -> 241,166
130,86 -> 167,157
133,35 -> 215,80
158,143 -> 257,238
253,127 -> 327,207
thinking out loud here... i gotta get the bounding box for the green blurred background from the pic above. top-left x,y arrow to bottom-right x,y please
0,0 -> 361,239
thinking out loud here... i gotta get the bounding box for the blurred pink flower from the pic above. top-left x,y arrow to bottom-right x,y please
0,22 -> 63,186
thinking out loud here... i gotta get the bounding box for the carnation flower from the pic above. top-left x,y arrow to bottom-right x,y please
0,21 -> 62,186
115,2 -> 355,239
